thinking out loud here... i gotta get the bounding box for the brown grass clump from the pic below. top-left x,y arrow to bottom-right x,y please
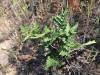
68,0 -> 83,16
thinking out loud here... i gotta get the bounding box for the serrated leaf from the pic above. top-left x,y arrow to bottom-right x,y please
59,29 -> 65,35
59,50 -> 71,57
53,16 -> 63,27
20,24 -> 30,34
30,26 -> 50,39
43,37 -> 51,42
53,9 -> 68,29
60,9 -> 68,20
61,37 -> 66,43
63,46 -> 71,51
44,56 -> 61,70
70,22 -> 78,34
31,21 -> 40,33
43,26 -> 50,33
65,22 -> 70,36
20,23 -> 50,42
67,36 -> 75,45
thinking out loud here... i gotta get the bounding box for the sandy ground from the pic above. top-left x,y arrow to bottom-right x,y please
0,18 -> 18,75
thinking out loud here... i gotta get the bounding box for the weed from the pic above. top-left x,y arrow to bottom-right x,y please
40,9 -> 96,70
87,0 -> 95,18
11,0 -> 30,24
20,21 -> 50,42
20,9 -> 96,70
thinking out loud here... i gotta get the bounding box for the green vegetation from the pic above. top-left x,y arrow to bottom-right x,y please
20,21 -> 50,42
40,9 -> 96,70
87,0 -> 95,18
20,9 -> 96,70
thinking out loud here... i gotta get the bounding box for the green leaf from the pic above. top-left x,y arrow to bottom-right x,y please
42,37 -> 50,42
63,45 -> 71,51
70,22 -> 78,34
81,40 -> 96,46
59,29 -> 65,35
73,40 -> 96,48
40,30 -> 59,47
53,16 -> 63,27
67,36 -> 75,45
53,9 -> 68,29
20,24 -> 32,42
65,22 -> 70,36
31,21 -> 40,33
22,34 -> 30,42
44,56 -> 61,70
43,26 -> 50,33
61,37 -> 66,43
20,22 -> 50,42
60,9 -> 68,21
30,26 -> 50,39
59,50 -> 71,57
20,24 -> 30,34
